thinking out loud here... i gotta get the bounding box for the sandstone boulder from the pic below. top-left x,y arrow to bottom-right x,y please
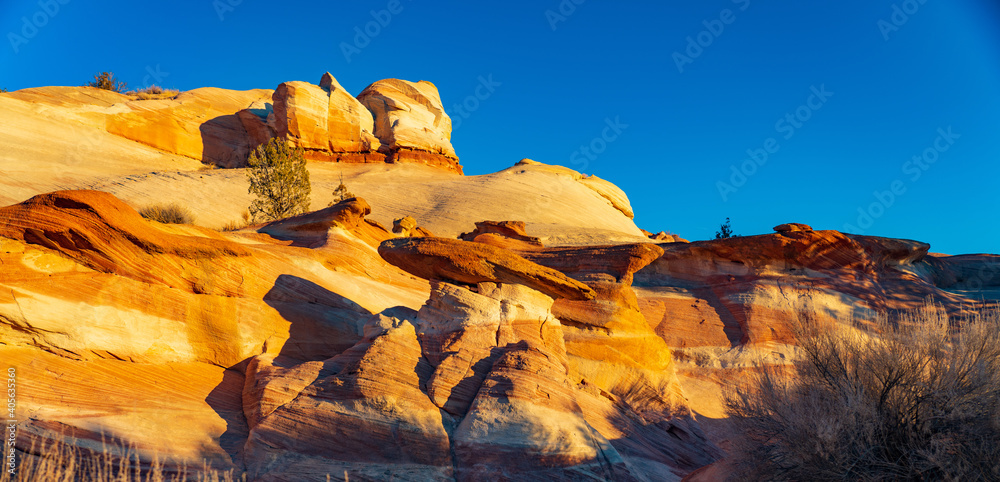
459,220 -> 543,248
773,223 -> 813,233
257,197 -> 393,249
393,215 -> 416,233
358,79 -> 462,174
378,237 -> 595,301
647,231 -> 689,243
271,73 -> 382,162
392,215 -> 433,237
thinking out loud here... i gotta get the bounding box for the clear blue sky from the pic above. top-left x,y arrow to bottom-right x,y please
2,0 -> 998,254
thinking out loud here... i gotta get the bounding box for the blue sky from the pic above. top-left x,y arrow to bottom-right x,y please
2,0 -> 998,254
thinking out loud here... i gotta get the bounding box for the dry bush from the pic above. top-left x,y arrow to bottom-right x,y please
138,203 -> 194,225
87,72 -> 127,93
724,303 -> 1000,481
221,211 -> 251,232
328,172 -> 355,207
127,85 -> 180,101
1,437 -> 240,481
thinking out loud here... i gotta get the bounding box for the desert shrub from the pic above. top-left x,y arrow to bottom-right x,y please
127,85 -> 180,101
715,217 -> 735,239
87,72 -> 127,93
246,138 -> 311,223
329,172 -> 355,207
139,203 -> 194,224
0,88 -> 7,93
724,304 -> 1000,481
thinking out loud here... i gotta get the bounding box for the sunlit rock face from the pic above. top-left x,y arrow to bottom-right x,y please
632,228 -> 995,351
358,78 -> 463,175
268,73 -> 384,163
0,73 -> 465,175
0,191 -> 428,474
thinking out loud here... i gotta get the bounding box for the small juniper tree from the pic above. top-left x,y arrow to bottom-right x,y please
87,72 -> 127,93
328,172 -> 355,206
715,217 -> 735,239
246,138 -> 311,223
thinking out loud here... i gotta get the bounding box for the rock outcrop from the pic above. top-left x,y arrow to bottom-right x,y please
0,190 -> 430,474
2,76 -> 998,480
106,88 -> 274,168
257,197 -> 393,248
578,175 -> 635,219
632,228 -> 997,390
372,236 -> 718,479
268,73 -> 384,163
642,229 -> 689,243
773,222 -> 813,233
392,215 -> 433,237
358,79 -> 462,174
459,220 -> 544,249
378,237 -> 596,301
2,184 -> 997,481
0,190 -> 251,295
0,73 -> 465,175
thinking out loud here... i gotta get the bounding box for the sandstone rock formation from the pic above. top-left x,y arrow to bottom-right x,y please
371,235 -> 719,479
0,189 -> 429,474
773,222 -> 813,233
2,186 -> 998,480
378,237 -> 595,301
578,175 -> 635,219
631,228 -> 999,431
267,73 -> 383,163
358,79 -> 462,174
105,87 -> 274,168
459,220 -> 544,249
257,197 -> 393,248
392,215 -> 433,237
0,74 -> 465,180
3,77 -> 999,481
642,229 -> 689,243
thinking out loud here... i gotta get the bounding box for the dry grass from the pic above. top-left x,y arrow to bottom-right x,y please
724,302 -> 1000,481
126,86 -> 179,101
221,211 -> 251,231
1,438 -> 241,482
138,203 -> 194,225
